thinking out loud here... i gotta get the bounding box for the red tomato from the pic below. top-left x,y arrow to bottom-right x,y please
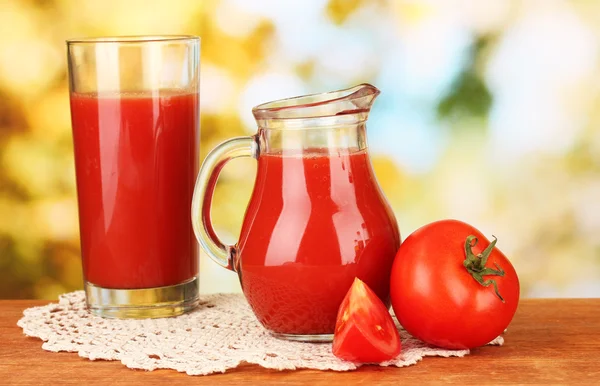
332,278 -> 401,363
390,219 -> 520,350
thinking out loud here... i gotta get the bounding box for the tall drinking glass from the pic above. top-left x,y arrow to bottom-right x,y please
67,36 -> 200,318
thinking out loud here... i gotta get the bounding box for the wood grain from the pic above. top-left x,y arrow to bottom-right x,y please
1,299 -> 599,385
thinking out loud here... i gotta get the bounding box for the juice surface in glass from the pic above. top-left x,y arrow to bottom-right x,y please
238,148 -> 401,335
70,91 -> 199,289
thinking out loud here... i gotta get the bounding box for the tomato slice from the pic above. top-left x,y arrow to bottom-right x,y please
332,278 -> 401,363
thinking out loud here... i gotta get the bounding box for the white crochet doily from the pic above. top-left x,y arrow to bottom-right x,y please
17,291 -> 503,376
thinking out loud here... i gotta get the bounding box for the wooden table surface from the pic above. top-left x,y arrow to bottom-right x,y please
1,299 -> 599,385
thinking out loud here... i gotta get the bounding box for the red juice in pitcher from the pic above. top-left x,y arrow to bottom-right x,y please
238,148 -> 401,335
70,91 -> 199,289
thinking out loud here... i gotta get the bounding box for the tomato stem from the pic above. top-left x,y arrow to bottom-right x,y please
463,235 -> 505,302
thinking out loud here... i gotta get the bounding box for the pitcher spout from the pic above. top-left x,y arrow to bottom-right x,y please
252,83 -> 380,122
334,83 -> 380,115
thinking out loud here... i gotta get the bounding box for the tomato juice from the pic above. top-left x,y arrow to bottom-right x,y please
238,148 -> 400,335
70,91 -> 199,289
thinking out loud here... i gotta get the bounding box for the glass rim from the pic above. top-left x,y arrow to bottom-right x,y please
252,83 -> 379,124
66,35 -> 200,44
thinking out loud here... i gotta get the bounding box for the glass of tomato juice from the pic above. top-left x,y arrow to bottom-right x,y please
67,36 -> 200,318
192,84 -> 401,341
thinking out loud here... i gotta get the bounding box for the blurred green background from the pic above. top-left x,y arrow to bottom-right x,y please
1,0 -> 599,299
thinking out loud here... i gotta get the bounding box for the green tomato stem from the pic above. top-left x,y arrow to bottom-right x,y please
463,235 -> 506,302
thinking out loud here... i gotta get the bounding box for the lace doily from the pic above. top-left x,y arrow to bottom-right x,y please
17,291 -> 503,376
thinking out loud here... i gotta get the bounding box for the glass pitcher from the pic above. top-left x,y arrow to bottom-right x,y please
191,84 -> 401,341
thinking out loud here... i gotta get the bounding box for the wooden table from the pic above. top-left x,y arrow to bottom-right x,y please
1,299 -> 599,385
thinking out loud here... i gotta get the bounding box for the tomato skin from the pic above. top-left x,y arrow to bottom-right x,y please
333,278 -> 401,363
390,219 -> 520,350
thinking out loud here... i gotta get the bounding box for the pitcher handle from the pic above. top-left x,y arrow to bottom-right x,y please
191,136 -> 258,272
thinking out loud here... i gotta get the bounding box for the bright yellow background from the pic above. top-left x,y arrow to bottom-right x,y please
1,0 -> 599,299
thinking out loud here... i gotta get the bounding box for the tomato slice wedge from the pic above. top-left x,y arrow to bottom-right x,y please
332,278 -> 401,363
